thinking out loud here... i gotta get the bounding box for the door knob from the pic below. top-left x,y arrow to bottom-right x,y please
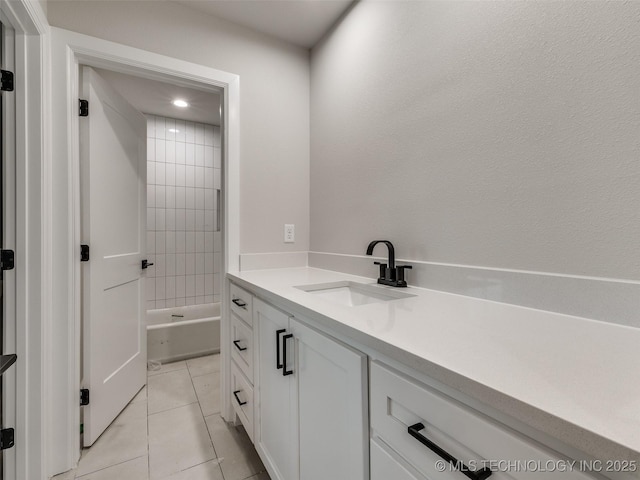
141,259 -> 154,269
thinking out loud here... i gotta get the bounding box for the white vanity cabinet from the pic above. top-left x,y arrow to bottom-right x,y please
228,283 -> 256,441
229,275 -> 609,480
253,297 -> 368,480
370,361 -> 597,480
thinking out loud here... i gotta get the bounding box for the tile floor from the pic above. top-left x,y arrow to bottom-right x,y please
53,354 -> 270,480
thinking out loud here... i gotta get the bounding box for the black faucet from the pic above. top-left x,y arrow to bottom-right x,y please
366,240 -> 412,287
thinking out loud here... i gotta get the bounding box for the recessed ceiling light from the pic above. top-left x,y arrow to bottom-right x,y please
172,99 -> 189,108
168,128 -> 179,133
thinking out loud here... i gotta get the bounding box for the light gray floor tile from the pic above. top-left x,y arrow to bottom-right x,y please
192,372 -> 221,417
76,402 -> 148,477
77,354 -> 264,480
159,459 -> 224,480
148,403 -> 216,479
205,415 -> 266,480
148,360 -> 188,376
77,456 -> 149,480
131,385 -> 147,404
186,354 -> 220,377
148,369 -> 198,414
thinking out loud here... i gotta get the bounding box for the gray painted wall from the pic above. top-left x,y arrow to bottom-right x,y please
310,1 -> 640,281
48,0 -> 310,255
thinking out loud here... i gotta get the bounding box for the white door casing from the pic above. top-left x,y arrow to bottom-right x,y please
50,27 -> 240,474
0,1 -> 48,477
80,66 -> 147,447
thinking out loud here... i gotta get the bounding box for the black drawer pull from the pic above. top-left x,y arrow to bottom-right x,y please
282,334 -> 294,376
233,340 -> 247,351
408,423 -> 492,480
232,298 -> 247,308
276,329 -> 286,369
233,390 -> 247,406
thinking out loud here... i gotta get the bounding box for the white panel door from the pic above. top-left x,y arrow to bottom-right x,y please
291,318 -> 368,480
254,299 -> 298,480
1,20 -> 17,480
80,66 -> 147,447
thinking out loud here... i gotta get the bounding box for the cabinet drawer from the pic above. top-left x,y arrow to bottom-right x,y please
231,363 -> 254,443
371,362 -> 594,480
231,312 -> 253,383
230,283 -> 253,326
371,439 -> 421,480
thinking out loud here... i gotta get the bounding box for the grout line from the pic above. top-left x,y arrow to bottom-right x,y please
147,366 -> 188,377
146,385 -> 151,479
186,359 -> 227,480
147,400 -> 199,418
189,369 -> 221,380
75,455 -> 147,479
170,458 -> 223,478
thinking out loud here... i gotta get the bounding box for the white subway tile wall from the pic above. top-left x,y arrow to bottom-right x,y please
146,115 -> 222,309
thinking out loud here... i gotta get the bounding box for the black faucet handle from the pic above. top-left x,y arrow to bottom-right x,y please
373,261 -> 387,279
396,265 -> 413,285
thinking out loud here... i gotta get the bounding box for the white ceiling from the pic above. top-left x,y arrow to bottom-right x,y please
175,0 -> 354,48
94,68 -> 221,125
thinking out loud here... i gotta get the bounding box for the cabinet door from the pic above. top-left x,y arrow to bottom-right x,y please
254,299 -> 298,480
292,318 -> 368,480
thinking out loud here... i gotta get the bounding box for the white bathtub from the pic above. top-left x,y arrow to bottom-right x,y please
147,303 -> 221,363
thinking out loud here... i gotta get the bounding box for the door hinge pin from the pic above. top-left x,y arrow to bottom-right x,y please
79,99 -> 89,117
0,70 -> 14,92
81,245 -> 90,262
80,389 -> 90,406
0,250 -> 14,271
0,428 -> 14,450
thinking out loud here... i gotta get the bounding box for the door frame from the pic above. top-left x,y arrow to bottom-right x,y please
50,27 -> 240,475
0,1 -> 47,479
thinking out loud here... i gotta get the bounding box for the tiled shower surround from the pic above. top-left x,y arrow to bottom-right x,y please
145,115 -> 222,309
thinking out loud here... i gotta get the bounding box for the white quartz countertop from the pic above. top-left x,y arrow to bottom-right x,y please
228,267 -> 640,466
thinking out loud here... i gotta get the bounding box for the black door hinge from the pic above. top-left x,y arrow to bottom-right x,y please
0,70 -> 14,92
79,99 -> 89,117
0,428 -> 14,450
80,389 -> 90,406
81,245 -> 90,262
1,250 -> 14,271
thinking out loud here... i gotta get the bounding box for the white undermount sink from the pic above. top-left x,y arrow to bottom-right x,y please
294,281 -> 415,307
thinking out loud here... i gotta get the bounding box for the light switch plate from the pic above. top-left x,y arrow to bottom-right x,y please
284,224 -> 295,243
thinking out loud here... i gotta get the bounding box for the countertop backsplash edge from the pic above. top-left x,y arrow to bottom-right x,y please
308,251 -> 639,329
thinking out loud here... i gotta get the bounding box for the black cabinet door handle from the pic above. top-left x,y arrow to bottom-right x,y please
232,298 -> 247,308
282,334 -> 294,376
408,423 -> 492,480
276,329 -> 286,369
233,340 -> 247,351
233,390 -> 247,406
